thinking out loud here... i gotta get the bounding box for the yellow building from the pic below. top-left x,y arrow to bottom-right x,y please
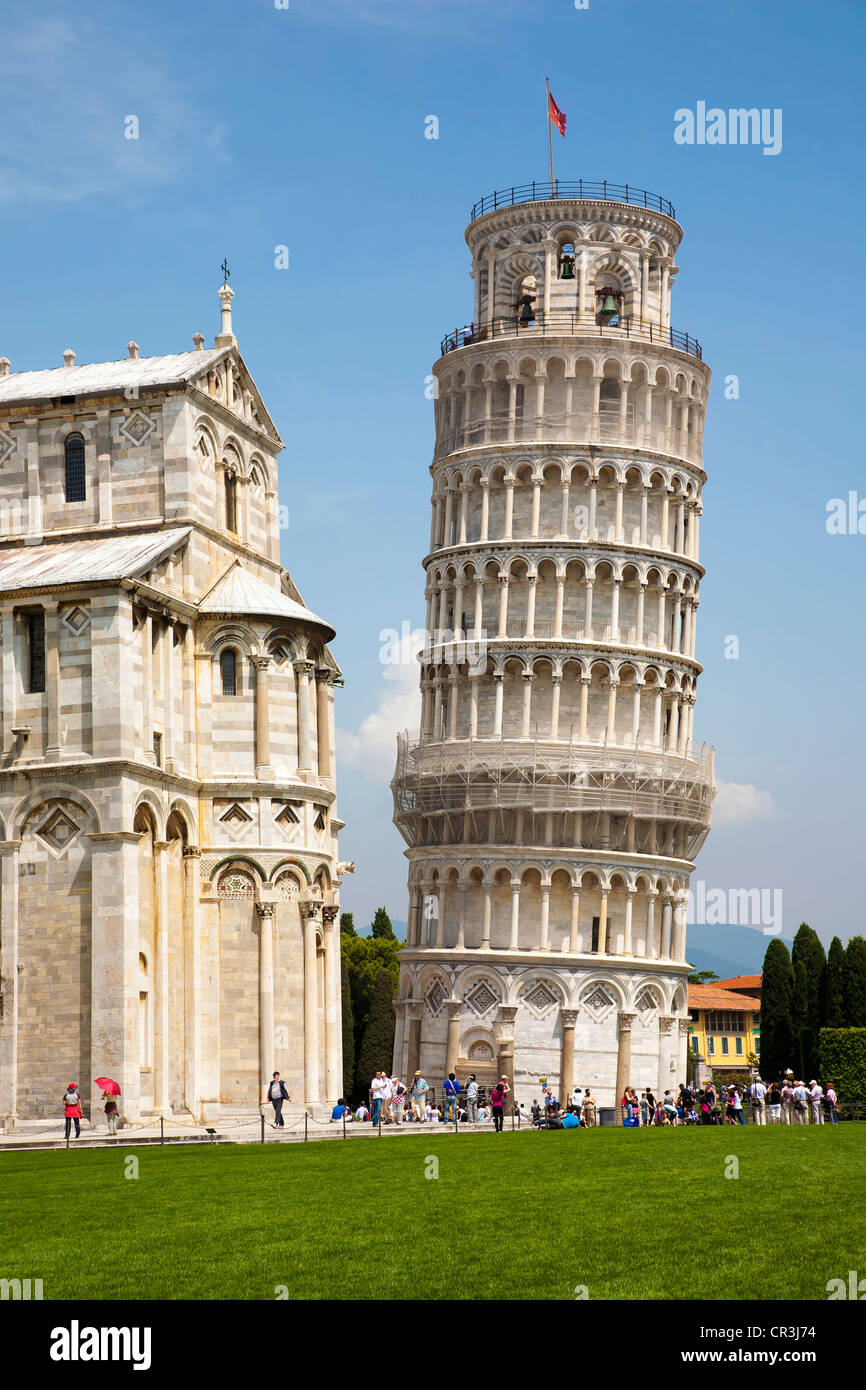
688,983 -> 761,1079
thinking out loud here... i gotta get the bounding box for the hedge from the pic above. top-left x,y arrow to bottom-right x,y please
817,1027 -> 866,1098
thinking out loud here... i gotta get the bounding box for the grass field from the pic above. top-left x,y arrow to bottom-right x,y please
1,1126 -> 863,1300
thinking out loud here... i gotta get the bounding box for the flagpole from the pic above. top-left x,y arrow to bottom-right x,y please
546,76 -> 554,188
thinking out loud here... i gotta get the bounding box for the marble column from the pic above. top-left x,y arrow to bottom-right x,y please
494,1006 -> 518,1102
406,1001 -> 424,1079
301,903 -> 321,1103
445,1000 -> 461,1076
614,1013 -> 636,1124
0,839 -> 21,1117
183,845 -> 202,1119
560,1009 -> 579,1103
322,906 -> 341,1099
256,902 -> 275,1084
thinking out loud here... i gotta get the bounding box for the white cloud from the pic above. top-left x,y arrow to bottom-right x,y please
337,651 -> 421,783
713,781 -> 777,827
0,18 -> 229,204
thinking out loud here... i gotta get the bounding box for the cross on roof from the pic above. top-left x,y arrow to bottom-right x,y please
221,258 -> 231,285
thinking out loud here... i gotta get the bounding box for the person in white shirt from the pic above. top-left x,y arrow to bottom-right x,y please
354,1102 -> 370,1122
749,1078 -> 767,1125
826,1084 -> 838,1124
424,1102 -> 439,1123
809,1080 -> 824,1125
370,1071 -> 389,1126
464,1074 -> 479,1125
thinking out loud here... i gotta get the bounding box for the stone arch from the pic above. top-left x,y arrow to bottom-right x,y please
13,784 -> 101,840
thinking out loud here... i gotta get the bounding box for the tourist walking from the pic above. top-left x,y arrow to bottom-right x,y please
749,1077 -> 767,1125
780,1078 -> 794,1124
792,1080 -> 809,1124
465,1073 -> 479,1125
490,1077 -> 509,1132
731,1087 -> 745,1125
410,1070 -> 428,1122
102,1090 -> 119,1135
63,1083 -> 82,1141
370,1070 -> 389,1126
826,1082 -> 838,1124
390,1076 -> 406,1124
443,1072 -> 460,1123
267,1072 -> 289,1127
809,1080 -> 824,1125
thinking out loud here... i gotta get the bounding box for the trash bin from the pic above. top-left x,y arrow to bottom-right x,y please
598,1107 -> 616,1126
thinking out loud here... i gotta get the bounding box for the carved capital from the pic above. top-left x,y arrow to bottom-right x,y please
255,902 -> 275,920
618,1011 -> 637,1035
560,1008 -> 579,1029
322,906 -> 339,925
300,902 -> 322,923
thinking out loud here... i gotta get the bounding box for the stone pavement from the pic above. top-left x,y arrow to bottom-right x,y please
0,1113 -> 534,1153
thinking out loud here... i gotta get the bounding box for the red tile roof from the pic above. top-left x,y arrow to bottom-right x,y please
714,974 -> 762,990
688,984 -> 760,1012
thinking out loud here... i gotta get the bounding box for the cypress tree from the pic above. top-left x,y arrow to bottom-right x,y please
370,906 -> 395,940
793,959 -> 810,1078
792,923 -> 826,1021
340,911 -> 356,937
825,937 -> 846,1028
340,956 -> 355,1100
759,938 -> 794,1081
845,936 -> 866,1027
792,924 -> 826,1078
355,968 -> 397,1095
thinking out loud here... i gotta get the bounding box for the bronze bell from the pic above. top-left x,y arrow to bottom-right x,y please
519,298 -> 535,323
560,255 -> 575,280
597,292 -> 618,325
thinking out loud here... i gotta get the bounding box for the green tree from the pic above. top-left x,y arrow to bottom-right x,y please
825,937 -> 846,1028
370,906 -> 395,940
356,968 -> 397,1096
793,959 -> 810,1078
845,936 -> 866,1027
759,938 -> 794,1081
792,923 -> 826,1022
340,911 -> 356,937
792,923 -> 826,1078
688,970 -> 719,984
341,932 -> 404,1102
340,955 -> 355,1098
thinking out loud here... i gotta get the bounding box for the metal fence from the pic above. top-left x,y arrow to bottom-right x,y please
470,180 -> 676,221
440,312 -> 702,360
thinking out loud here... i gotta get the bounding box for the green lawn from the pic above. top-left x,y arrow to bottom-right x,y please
1,1126 -> 863,1300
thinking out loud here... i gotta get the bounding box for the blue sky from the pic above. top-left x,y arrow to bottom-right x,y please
1,0 -> 864,949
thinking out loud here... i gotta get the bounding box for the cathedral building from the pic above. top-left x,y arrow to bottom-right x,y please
0,283 -> 344,1125
392,181 -> 715,1112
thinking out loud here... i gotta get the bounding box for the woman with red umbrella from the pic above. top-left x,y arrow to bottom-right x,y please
95,1077 -> 121,1135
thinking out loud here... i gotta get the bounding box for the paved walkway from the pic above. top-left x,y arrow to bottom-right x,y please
0,1115 -> 533,1153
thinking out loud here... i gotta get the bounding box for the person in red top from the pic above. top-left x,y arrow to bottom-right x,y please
63,1082 -> 82,1140
490,1078 -> 510,1132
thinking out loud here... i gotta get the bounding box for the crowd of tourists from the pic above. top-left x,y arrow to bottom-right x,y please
614,1077 -> 838,1127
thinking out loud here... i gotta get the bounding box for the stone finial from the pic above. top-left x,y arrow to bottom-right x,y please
0,357 -> 10,377
215,283 -> 236,347
192,331 -> 205,351
127,341 -> 139,360
63,349 -> 76,368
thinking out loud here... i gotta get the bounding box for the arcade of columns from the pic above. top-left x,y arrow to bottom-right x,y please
393,186 -> 715,1109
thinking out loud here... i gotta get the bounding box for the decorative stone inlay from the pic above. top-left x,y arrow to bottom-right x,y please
275,803 -> 300,828
581,984 -> 617,1019
522,981 -> 558,1014
36,807 -> 80,856
274,873 -> 301,900
61,605 -> 90,635
119,409 -> 156,446
219,803 -> 253,827
465,980 -> 498,1016
0,430 -> 15,465
425,980 -> 447,1017
216,869 -> 255,899
635,986 -> 659,1023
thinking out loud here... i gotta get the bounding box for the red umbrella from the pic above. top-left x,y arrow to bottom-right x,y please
94,1077 -> 121,1096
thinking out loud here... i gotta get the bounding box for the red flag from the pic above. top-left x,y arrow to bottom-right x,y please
548,90 -> 566,138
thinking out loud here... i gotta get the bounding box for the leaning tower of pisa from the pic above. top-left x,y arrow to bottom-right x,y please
391,180 -> 715,1114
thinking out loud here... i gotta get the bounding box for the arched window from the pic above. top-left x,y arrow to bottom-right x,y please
220,648 -> 237,696
64,433 -> 86,502
225,471 -> 237,533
